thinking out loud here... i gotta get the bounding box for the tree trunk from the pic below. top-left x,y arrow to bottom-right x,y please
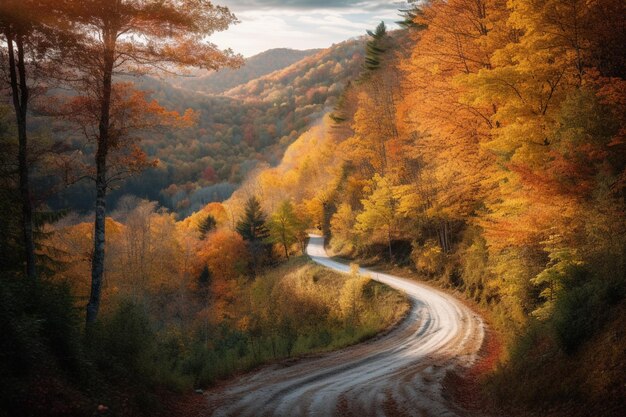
6,33 -> 36,281
282,228 -> 289,259
437,220 -> 451,253
86,135 -> 108,324
387,225 -> 393,261
86,35 -> 114,324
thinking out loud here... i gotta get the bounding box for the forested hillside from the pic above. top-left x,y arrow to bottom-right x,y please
176,48 -> 322,94
48,40 -> 364,216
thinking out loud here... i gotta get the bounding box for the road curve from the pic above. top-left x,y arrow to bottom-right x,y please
206,235 -> 485,417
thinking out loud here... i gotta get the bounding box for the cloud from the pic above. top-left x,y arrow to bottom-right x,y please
211,1 -> 408,56
219,1 -> 401,11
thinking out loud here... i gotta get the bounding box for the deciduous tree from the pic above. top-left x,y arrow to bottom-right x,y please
356,174 -> 398,260
62,0 -> 241,323
268,200 -> 306,259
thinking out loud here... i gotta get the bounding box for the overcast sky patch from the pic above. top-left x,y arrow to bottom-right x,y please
211,1 -> 407,56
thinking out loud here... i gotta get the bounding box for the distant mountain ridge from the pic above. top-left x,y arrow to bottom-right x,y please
222,42 -> 362,103
177,48 -> 322,94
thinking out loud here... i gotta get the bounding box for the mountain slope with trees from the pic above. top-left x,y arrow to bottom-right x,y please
47,39 -> 365,216
177,48 -> 322,94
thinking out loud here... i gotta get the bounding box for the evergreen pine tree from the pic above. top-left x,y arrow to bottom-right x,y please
198,265 -> 211,286
360,22 -> 388,78
198,214 -> 217,240
236,196 -> 271,273
396,2 -> 427,31
236,196 -> 270,242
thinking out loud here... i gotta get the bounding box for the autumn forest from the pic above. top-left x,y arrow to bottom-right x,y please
1,1 -> 625,417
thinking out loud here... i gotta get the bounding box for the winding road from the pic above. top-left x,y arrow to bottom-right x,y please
206,235 -> 485,417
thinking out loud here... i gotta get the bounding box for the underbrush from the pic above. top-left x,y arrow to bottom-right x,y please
0,256 -> 409,416
485,271 -> 626,416
0,275 -> 89,417
174,257 -> 410,387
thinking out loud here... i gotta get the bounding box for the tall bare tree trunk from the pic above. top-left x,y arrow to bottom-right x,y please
6,33 -> 36,281
86,34 -> 114,324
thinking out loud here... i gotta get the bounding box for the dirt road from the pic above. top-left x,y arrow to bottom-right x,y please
206,235 -> 485,416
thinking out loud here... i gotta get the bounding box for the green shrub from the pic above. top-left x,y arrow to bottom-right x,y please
0,278 -> 82,371
551,267 -> 623,353
93,301 -> 155,373
180,343 -> 218,387
0,276 -> 86,416
0,277 -> 43,376
36,282 -> 83,372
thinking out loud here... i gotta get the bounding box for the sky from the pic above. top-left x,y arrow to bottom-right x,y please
210,1 -> 408,57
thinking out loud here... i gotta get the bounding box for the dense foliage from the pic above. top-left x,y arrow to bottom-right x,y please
225,0 -> 626,413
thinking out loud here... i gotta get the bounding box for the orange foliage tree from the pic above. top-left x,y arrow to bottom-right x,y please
60,0 -> 242,324
196,229 -> 248,321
